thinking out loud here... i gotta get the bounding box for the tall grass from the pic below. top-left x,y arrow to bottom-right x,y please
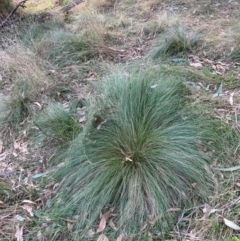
48,70 -> 215,239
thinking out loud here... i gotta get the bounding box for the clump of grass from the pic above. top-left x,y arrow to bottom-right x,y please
35,30 -> 97,66
152,25 -> 202,58
2,79 -> 32,126
23,11 -> 110,67
21,21 -> 64,45
34,102 -> 81,145
0,44 -> 50,127
47,70 -> 215,239
0,44 -> 49,86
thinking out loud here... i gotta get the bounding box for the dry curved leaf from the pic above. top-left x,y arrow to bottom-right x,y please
96,209 -> 115,233
22,200 -> 36,205
21,204 -> 33,216
224,218 -> 240,230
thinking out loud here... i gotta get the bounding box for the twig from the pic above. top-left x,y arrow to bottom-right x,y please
175,208 -> 185,240
175,205 -> 204,240
0,0 -> 28,28
221,196 -> 240,213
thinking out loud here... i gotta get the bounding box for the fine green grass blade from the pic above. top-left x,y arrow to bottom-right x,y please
214,166 -> 240,172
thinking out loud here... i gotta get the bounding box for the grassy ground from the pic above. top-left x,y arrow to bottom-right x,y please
0,0 -> 240,240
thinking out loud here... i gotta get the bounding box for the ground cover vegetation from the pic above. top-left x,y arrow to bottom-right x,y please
0,0 -> 240,241
0,0 -> 13,17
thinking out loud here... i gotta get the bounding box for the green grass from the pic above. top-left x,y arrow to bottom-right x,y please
46,70 -> 215,240
21,12 -> 110,67
0,79 -> 32,127
152,25 -> 202,58
34,102 -> 81,145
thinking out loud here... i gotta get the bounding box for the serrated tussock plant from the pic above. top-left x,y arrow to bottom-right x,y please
49,71 -> 214,239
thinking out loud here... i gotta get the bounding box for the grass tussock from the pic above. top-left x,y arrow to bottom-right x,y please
47,70 -> 215,239
0,44 -> 49,87
1,80 -> 32,126
152,25 -> 202,58
0,44 -> 50,126
35,102 -> 81,145
22,11 -> 110,66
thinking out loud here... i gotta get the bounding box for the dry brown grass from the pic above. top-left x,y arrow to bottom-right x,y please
0,43 -> 51,127
193,18 -> 240,59
0,43 -> 50,92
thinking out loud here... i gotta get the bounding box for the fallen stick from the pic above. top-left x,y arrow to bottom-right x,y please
0,0 -> 28,28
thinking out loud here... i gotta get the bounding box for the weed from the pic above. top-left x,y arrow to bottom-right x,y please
152,25 -> 202,58
47,70 -> 215,239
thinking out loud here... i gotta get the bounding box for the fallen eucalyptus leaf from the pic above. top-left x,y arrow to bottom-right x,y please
190,62 -> 203,68
224,218 -> 240,230
21,204 -> 34,216
229,92 -> 234,106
